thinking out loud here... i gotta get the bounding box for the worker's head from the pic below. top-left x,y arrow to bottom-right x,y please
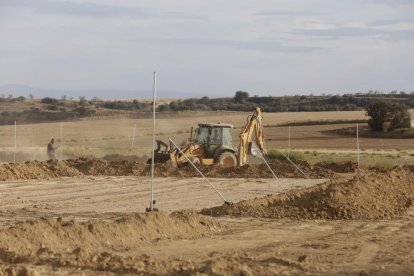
51,138 -> 55,143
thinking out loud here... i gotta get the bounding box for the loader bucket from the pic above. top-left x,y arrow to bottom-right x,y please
147,152 -> 171,164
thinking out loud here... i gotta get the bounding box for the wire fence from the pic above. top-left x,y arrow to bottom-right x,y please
0,118 -> 412,168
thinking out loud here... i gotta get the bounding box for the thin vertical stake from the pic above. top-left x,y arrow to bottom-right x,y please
288,126 -> 291,158
14,121 -> 16,163
356,123 -> 360,173
130,124 -> 137,154
150,72 -> 157,211
60,122 -> 63,160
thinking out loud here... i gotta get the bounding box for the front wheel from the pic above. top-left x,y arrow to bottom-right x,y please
216,151 -> 237,168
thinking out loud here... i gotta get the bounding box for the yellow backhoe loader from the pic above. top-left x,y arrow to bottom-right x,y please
149,107 -> 266,167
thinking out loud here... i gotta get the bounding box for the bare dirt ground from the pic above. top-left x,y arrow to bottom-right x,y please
0,176 -> 326,226
0,159 -> 413,275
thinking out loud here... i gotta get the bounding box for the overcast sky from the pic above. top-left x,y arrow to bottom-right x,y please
0,0 -> 413,98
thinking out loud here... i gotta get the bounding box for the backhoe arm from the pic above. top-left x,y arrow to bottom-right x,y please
237,107 -> 267,167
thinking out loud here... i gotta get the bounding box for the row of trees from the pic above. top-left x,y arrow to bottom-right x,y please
1,91 -> 412,132
156,91 -> 414,113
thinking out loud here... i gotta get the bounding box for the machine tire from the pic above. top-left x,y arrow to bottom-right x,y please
216,151 -> 237,168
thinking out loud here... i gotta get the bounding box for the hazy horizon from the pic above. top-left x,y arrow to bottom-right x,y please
1,0 -> 413,98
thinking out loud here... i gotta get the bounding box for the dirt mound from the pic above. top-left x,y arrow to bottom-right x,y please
0,248 -> 305,275
0,159 -> 83,181
66,157 -> 146,176
0,211 -> 221,257
139,159 -> 335,179
208,160 -> 335,179
405,165 -> 414,173
0,157 -> 337,180
202,168 -> 414,220
103,154 -> 149,162
316,161 -> 358,173
0,211 -> 224,275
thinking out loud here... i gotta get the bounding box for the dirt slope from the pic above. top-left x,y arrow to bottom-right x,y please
203,168 -> 414,220
0,160 -> 83,180
0,211 -> 223,274
0,158 -> 336,181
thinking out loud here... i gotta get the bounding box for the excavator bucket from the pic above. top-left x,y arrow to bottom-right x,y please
154,152 -> 171,163
147,139 -> 175,164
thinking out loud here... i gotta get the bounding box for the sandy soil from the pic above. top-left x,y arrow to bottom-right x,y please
0,161 -> 413,275
0,176 -> 326,227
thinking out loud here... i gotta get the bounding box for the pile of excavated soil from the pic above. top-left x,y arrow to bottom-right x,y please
0,211 -> 221,258
0,158 -> 336,180
202,168 -> 414,220
0,159 -> 82,181
65,158 -> 146,176
206,160 -> 335,179
102,154 -> 149,162
0,249 -> 305,275
104,158 -> 335,179
405,165 -> 414,173
315,161 -> 358,173
0,211 -> 226,275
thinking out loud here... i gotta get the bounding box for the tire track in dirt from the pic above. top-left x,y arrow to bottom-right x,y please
353,242 -> 380,265
0,177 -> 327,226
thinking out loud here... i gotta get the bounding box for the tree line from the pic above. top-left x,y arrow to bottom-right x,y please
0,91 -> 413,125
160,91 -> 414,112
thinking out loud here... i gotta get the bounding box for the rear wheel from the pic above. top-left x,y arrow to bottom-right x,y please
216,151 -> 237,168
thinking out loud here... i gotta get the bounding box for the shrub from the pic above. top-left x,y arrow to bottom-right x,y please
366,100 -> 411,132
234,91 -> 250,104
41,97 -> 58,104
46,104 -> 58,111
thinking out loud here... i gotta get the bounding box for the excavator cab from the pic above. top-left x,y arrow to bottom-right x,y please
195,124 -> 233,147
191,123 -> 237,166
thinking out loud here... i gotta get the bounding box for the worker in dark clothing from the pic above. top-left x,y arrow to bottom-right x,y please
47,138 -> 58,160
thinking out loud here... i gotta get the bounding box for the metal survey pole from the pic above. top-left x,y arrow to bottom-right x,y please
168,137 -> 231,204
277,149 -> 310,179
130,124 -> 136,154
150,72 -> 157,211
60,122 -> 63,160
14,121 -> 16,163
252,142 -> 286,193
357,123 -> 360,173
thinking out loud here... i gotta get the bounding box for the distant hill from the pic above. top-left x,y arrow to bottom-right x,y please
0,84 -> 202,100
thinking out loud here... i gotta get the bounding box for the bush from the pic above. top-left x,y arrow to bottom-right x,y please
366,100 -> 411,132
41,97 -> 58,104
234,91 -> 249,103
46,104 -> 58,111
73,106 -> 96,117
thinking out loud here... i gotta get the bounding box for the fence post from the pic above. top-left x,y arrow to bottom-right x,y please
60,122 -> 63,160
130,124 -> 137,154
288,126 -> 291,158
14,121 -> 16,163
357,123 -> 360,173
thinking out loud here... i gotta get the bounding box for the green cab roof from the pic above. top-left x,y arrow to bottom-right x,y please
198,123 -> 233,128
